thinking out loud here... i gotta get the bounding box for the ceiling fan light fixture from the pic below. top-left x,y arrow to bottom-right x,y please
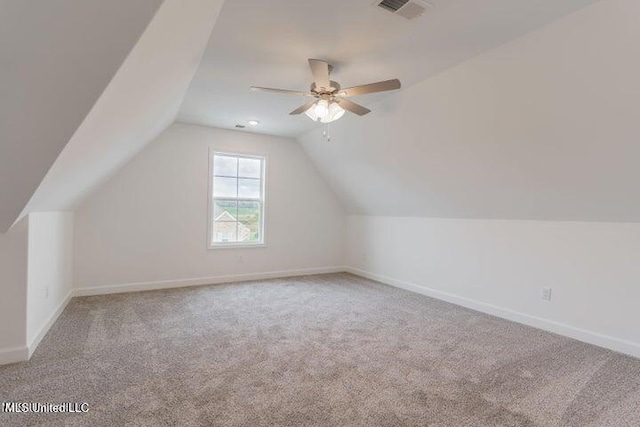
314,99 -> 330,119
321,102 -> 345,123
304,100 -> 346,123
304,102 -> 319,121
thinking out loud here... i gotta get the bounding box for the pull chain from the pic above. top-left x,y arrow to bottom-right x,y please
322,122 -> 331,142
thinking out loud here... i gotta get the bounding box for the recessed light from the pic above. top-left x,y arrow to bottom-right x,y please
248,120 -> 259,126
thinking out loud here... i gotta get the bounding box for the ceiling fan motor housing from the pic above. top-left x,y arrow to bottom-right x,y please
311,80 -> 341,95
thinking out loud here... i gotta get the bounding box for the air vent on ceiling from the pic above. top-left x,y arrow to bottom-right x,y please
235,124 -> 246,129
378,0 -> 410,12
376,0 -> 431,20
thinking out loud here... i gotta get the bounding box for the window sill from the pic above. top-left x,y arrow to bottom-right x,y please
208,243 -> 267,250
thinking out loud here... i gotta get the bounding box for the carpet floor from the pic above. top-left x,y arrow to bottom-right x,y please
1,273 -> 639,426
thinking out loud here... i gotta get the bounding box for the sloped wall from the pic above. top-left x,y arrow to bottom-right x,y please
74,124 -> 345,290
21,0 -> 226,221
0,0 -> 163,231
299,0 -> 640,222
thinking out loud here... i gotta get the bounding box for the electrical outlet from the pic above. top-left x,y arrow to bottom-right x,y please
541,287 -> 552,302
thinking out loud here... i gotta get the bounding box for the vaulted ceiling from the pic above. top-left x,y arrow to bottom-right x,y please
5,0 -> 636,229
1,0 -> 225,231
19,0 -> 225,222
0,0 -> 163,231
299,0 -> 640,222
178,0 -> 599,137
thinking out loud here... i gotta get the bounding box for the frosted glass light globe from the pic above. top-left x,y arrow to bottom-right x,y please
321,102 -> 345,123
304,103 -> 319,121
305,100 -> 346,123
314,99 -> 329,118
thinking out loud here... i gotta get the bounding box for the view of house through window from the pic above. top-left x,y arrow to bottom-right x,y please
210,152 -> 265,246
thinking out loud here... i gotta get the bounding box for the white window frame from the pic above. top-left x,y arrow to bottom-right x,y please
208,150 -> 267,249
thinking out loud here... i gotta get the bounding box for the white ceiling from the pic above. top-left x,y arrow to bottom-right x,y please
178,0 -> 599,138
0,0 -> 163,232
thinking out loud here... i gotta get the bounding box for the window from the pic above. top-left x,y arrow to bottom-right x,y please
209,152 -> 265,247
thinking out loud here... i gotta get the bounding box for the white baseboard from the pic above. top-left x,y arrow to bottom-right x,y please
2,270 -> 345,366
73,266 -> 347,297
13,266 -> 637,363
0,291 -> 73,365
346,267 -> 640,359
27,290 -> 73,358
0,345 -> 29,365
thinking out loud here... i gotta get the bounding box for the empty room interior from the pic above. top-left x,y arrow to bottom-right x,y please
2,0 -> 640,425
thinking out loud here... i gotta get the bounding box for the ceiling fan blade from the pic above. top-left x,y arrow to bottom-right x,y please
336,98 -> 371,116
308,59 -> 331,91
290,100 -> 317,115
339,79 -> 401,97
250,86 -> 312,97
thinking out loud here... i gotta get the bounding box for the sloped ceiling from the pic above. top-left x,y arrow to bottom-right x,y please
16,0 -> 225,225
178,0 -> 598,137
299,0 -> 640,222
0,0 -> 164,232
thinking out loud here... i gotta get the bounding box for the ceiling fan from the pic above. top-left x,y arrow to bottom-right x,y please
250,59 -> 401,124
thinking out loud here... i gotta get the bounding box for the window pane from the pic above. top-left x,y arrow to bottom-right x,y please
238,158 -> 261,178
213,221 -> 237,243
238,178 -> 260,199
237,201 -> 260,222
238,201 -> 261,243
213,200 -> 237,221
238,222 -> 260,243
214,155 -> 237,177
213,177 -> 237,198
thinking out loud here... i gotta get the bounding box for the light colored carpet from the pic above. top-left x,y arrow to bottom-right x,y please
1,273 -> 639,426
